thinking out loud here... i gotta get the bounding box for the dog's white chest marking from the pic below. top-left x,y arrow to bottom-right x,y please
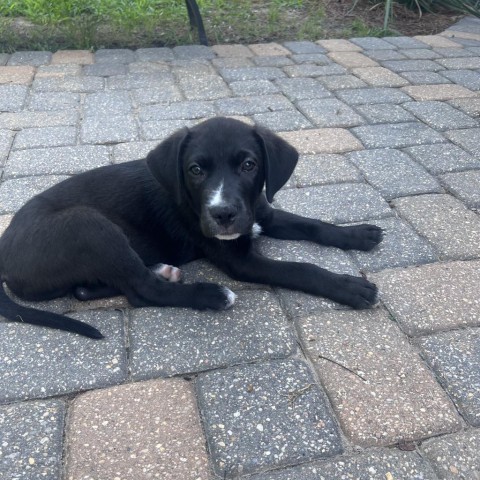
251,223 -> 262,238
208,181 -> 225,207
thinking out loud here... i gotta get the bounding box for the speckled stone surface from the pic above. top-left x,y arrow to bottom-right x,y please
392,194 -> 480,259
250,450 -> 439,479
421,429 -> 480,479
66,378 -> 210,480
418,329 -> 480,426
299,308 -> 461,447
371,260 -> 480,335
129,290 -> 296,379
0,399 -> 65,480
0,310 -> 126,403
440,170 -> 480,209
196,358 -> 343,477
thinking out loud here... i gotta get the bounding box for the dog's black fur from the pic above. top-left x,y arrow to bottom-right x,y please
0,117 -> 383,339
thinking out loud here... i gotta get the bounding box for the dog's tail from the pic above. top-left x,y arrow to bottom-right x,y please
0,283 -> 104,339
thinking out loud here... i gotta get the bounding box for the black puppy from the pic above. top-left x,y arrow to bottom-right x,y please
0,117 -> 382,338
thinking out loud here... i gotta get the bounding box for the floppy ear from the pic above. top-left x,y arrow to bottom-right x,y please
254,126 -> 299,203
146,128 -> 190,204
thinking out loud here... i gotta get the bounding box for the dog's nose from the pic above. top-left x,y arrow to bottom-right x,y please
209,205 -> 237,226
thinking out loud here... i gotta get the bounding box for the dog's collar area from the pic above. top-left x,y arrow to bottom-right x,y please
215,233 -> 241,241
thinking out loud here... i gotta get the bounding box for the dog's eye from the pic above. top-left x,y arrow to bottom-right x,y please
241,159 -> 256,172
189,165 -> 203,176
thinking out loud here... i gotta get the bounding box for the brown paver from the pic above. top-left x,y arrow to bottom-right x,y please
371,260 -> 480,336
212,44 -> 253,57
248,42 -> 290,56
352,67 -> 409,87
66,378 -> 210,480
402,84 -> 476,101
51,50 -> 94,65
328,52 -> 378,68
0,66 -> 35,85
414,35 -> 463,48
316,39 -> 362,52
393,194 -> 480,260
279,128 -> 363,154
299,308 -> 461,447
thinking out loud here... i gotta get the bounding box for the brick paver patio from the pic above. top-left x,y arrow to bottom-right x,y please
1,16 -> 479,480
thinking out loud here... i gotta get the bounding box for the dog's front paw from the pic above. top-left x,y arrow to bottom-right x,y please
342,224 -> 384,251
333,274 -> 378,309
192,283 -> 236,310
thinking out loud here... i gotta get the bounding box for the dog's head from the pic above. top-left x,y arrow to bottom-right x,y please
146,117 -> 298,240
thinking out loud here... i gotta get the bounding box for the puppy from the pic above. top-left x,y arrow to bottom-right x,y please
0,117 -> 382,338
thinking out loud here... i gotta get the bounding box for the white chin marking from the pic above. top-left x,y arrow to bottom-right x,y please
151,264 -> 182,282
215,233 -> 241,241
208,181 -> 225,207
223,287 -> 236,308
251,222 -> 262,238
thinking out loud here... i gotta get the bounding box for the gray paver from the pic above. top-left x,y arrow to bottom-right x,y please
274,183 -> 392,224
383,59 -> 445,71
0,84 -> 28,112
83,62 -> 128,76
81,114 -> 138,144
95,48 -> 136,63
0,400 -> 65,479
0,53 -> 10,65
404,143 -> 480,174
173,45 -> 216,59
336,87 -> 412,105
422,429 -> 480,479
253,110 -> 312,131
112,140 -> 158,163
400,70 -> 452,84
33,76 -> 105,93
5,145 -> 110,178
400,48 -> 442,59
229,79 -> 279,96
317,74 -> 367,90
291,53 -> 330,64
299,308 -> 461,447
403,100 -> 478,130
348,148 -> 441,199
83,90 -> 133,116
441,69 -> 480,90
446,128 -> 480,157
364,49 -> 407,61
283,41 -> 326,54
351,37 -> 394,50
354,103 -> 416,123
0,129 -> 14,165
135,47 -> 174,62
106,72 -> 175,90
219,67 -> 286,82
283,63 -> 347,77
129,290 -> 295,380
274,77 -> 332,100
449,96 -> 480,116
419,328 -> 480,426
371,260 -> 480,335
27,91 -> 81,111
349,216 -> 438,272
437,57 -> 480,69
352,122 -> 446,149
139,100 -> 215,121
393,194 -> 480,259
196,358 -> 343,477
252,55 -> 294,67
434,47 -> 477,57
216,94 -> 293,116
178,74 -> 231,100
251,450 -> 438,479
293,154 -> 362,187
131,84 -> 183,106
8,51 -> 52,66
297,98 -> 364,127
440,170 -> 480,209
0,111 -> 79,130
0,175 -> 69,213
140,119 -> 194,141
12,126 -> 77,150
0,310 -> 126,403
256,236 -> 361,315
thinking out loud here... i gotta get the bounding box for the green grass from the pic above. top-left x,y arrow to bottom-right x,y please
0,0 -> 327,52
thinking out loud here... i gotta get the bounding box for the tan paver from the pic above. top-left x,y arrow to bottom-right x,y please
248,42 -> 290,56
279,128 -> 363,154
51,50 -> 94,65
328,52 -> 378,68
352,67 -> 409,87
316,39 -> 362,52
371,260 -> 480,335
0,215 -> 13,236
0,66 -> 35,85
441,30 -> 480,42
299,308 -> 462,447
35,64 -> 82,79
66,378 -> 209,480
414,35 -> 463,48
212,44 -> 253,57
402,84 -> 476,101
449,97 -> 480,117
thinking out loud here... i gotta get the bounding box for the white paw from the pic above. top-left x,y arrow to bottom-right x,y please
223,287 -> 236,308
151,264 -> 182,282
